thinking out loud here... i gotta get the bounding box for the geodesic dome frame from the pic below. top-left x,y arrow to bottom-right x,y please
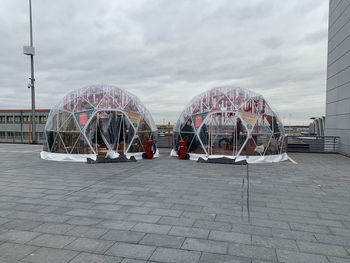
171,86 -> 287,163
41,85 -> 158,162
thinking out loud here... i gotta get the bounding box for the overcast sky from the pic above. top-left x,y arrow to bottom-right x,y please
0,0 -> 329,125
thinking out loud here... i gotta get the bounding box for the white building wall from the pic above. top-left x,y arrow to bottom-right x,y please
326,0 -> 350,155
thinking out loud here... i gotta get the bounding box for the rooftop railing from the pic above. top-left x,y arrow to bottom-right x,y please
287,135 -> 339,153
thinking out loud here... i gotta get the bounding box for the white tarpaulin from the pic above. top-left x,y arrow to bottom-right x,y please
40,151 -> 96,162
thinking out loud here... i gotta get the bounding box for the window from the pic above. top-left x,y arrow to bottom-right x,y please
0,116 -> 5,123
15,132 -> 22,138
6,116 -> 14,123
7,131 -> 14,137
14,116 -> 21,123
23,116 -> 30,123
39,116 -> 47,124
0,131 -> 5,138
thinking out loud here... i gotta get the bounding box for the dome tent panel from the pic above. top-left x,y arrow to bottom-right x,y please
45,108 -> 60,132
41,85 -> 158,162
50,132 -> 68,154
197,111 -> 249,156
172,86 -> 287,163
60,114 -> 81,132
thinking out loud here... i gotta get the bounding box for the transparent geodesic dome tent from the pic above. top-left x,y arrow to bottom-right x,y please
41,85 -> 158,162
171,86 -> 287,163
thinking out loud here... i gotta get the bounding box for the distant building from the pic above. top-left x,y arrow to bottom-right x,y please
0,109 -> 49,144
309,117 -> 325,136
325,0 -> 350,155
284,125 -> 309,135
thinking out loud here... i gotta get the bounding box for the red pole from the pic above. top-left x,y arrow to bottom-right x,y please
168,121 -> 170,149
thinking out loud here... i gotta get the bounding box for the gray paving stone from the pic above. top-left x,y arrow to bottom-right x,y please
0,230 -> 40,243
125,206 -> 152,214
65,209 -> 98,217
65,226 -> 108,239
28,233 -> 76,249
98,220 -> 136,230
272,228 -> 317,241
171,204 -> 203,212
121,259 -> 152,263
289,222 -> 331,234
139,233 -> 185,248
66,216 -> 102,226
297,241 -> 350,257
32,223 -> 75,234
315,233 -> 350,246
144,201 -> 173,209
92,204 -> 122,211
194,220 -> 231,231
215,214 -> 249,224
21,247 -> 79,263
182,237 -> 227,254
0,217 -> 12,225
127,213 -> 161,223
269,213 -> 344,228
209,230 -> 251,244
251,260 -> 275,263
329,227 -> 350,237
251,218 -> 290,230
40,206 -> 73,215
328,256 -> 350,263
1,219 -> 42,231
101,229 -> 145,243
118,200 -> 144,206
150,208 -> 183,217
158,216 -> 195,227
69,252 -> 122,263
182,211 -> 216,221
231,224 -> 272,237
132,222 -> 171,234
252,235 -> 298,250
346,247 -> 350,254
0,242 -> 38,261
7,211 -> 72,223
169,226 -> 209,239
200,252 -> 250,263
228,243 -> 276,261
276,249 -> 329,263
150,247 -> 201,263
106,243 -> 156,260
65,237 -> 115,254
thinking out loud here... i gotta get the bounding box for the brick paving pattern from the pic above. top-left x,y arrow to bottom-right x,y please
0,144 -> 350,262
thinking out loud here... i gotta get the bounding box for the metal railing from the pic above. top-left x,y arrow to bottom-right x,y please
287,135 -> 339,153
157,134 -> 173,148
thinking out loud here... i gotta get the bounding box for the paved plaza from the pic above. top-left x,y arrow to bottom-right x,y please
0,144 -> 350,263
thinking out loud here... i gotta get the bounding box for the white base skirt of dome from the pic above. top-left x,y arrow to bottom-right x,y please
170,149 -> 288,163
40,151 -> 97,162
126,149 -> 159,160
41,150 -> 160,162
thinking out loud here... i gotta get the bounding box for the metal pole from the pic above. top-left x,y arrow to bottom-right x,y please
168,121 -> 170,149
29,0 -> 36,143
246,163 -> 250,223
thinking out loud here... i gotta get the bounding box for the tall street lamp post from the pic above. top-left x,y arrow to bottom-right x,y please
23,0 -> 36,144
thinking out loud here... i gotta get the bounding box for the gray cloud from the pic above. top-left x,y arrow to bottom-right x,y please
0,0 -> 329,125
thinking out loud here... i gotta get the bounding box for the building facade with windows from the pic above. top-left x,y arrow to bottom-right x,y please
326,0 -> 350,155
0,109 -> 49,144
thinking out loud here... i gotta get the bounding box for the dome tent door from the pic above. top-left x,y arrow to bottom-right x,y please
85,110 -> 135,156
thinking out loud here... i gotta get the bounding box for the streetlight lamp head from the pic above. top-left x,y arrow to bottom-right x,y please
23,46 -> 35,56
